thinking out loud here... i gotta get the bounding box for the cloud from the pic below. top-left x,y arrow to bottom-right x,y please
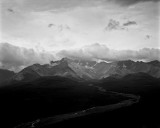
14,0 -> 100,11
7,8 -> 15,13
123,21 -> 137,26
113,0 -> 159,6
105,19 -> 125,31
48,23 -> 55,28
145,35 -> 151,39
1,0 -> 159,68
57,43 -> 160,61
0,43 -> 159,72
3,0 -> 159,13
105,19 -> 138,31
0,43 -> 55,72
48,24 -> 71,32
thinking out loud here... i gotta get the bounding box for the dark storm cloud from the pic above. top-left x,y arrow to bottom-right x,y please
123,21 -> 137,26
58,43 -> 160,61
0,43 -> 54,72
3,0 -> 160,13
112,0 -> 160,6
30,0 -> 160,10
25,0 -> 160,11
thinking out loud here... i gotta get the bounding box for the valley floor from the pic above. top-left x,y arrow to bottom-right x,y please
14,92 -> 140,128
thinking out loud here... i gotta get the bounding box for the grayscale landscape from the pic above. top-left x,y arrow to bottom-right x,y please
0,0 -> 160,128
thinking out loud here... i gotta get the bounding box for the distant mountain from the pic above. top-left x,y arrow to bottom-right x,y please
13,58 -> 80,82
12,58 -> 160,82
0,69 -> 15,84
99,72 -> 160,94
147,60 -> 160,67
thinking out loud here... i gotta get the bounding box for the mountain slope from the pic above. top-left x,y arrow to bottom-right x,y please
99,72 -> 160,94
0,76 -> 132,128
0,69 -> 15,83
12,58 -> 160,82
13,58 -> 80,82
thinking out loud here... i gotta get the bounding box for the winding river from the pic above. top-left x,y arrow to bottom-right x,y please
14,87 -> 140,128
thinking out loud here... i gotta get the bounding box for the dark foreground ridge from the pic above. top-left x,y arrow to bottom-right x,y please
0,63 -> 159,128
14,93 -> 140,128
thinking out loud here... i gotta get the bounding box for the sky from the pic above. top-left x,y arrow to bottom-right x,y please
0,0 -> 160,71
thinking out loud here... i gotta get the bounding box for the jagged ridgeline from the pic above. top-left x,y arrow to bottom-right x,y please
7,58 -> 160,82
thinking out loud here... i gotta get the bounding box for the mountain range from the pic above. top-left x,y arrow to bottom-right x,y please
0,58 -> 160,128
10,58 -> 160,82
